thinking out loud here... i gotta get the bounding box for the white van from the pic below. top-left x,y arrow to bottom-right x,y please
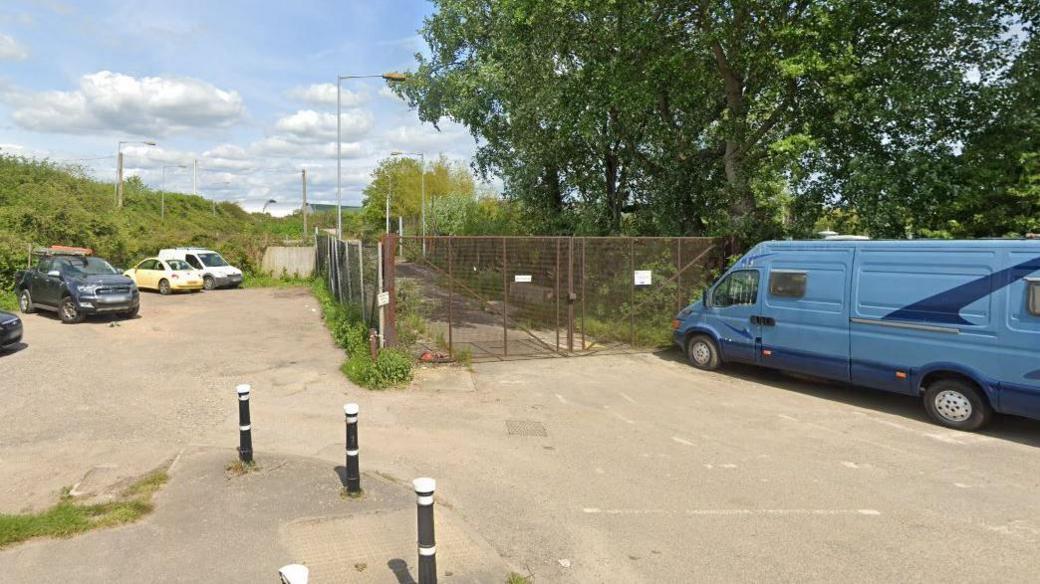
158,248 -> 244,290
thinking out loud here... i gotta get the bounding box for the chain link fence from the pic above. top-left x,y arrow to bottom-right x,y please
388,235 -> 727,361
315,233 -> 380,325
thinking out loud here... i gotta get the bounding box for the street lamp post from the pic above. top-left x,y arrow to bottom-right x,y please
115,140 -> 157,208
336,72 -> 407,239
391,150 -> 426,253
161,164 -> 187,221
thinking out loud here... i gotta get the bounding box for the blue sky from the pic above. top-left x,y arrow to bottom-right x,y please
0,0 -> 477,214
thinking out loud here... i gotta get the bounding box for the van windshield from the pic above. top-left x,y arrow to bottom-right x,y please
198,253 -> 228,267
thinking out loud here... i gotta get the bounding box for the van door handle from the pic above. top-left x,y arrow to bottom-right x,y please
751,315 -> 776,326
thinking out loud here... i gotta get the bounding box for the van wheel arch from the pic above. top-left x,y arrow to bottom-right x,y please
920,372 -> 993,431
686,333 -> 721,371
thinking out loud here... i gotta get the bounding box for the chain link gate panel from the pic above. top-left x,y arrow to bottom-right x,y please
388,235 -> 724,362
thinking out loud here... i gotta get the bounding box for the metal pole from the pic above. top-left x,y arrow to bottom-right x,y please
336,78 -> 343,240
414,478 -> 437,584
192,159 -> 197,196
359,241 -> 367,324
630,238 -> 635,345
386,173 -> 392,236
377,242 -> 385,347
236,384 -> 253,463
555,238 -> 561,352
116,151 -> 124,208
399,216 -> 404,257
447,238 -> 454,356
502,237 -> 508,357
420,153 -> 426,256
567,237 -> 575,351
343,403 -> 360,494
161,165 -> 166,221
301,169 -> 308,238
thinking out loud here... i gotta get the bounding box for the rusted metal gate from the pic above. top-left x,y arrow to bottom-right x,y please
384,235 -> 726,361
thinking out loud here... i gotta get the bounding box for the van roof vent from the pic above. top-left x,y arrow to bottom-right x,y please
822,234 -> 871,241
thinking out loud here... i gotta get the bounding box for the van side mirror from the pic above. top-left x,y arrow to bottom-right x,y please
702,289 -> 709,307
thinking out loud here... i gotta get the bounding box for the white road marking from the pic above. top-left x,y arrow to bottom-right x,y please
609,411 -> 636,425
778,414 -> 800,422
954,482 -> 971,489
582,508 -> 881,516
555,393 -> 568,404
672,436 -> 694,446
841,461 -> 861,469
619,392 -> 637,404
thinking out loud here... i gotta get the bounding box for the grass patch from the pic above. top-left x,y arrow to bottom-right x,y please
242,273 -> 313,289
225,460 -> 259,478
0,290 -> 16,312
339,487 -> 365,500
0,470 -> 168,549
506,573 -> 533,584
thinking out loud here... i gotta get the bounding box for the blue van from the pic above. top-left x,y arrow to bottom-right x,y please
673,239 -> 1040,431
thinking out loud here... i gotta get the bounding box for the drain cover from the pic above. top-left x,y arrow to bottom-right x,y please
506,419 -> 547,437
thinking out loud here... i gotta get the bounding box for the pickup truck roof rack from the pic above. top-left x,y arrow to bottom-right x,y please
33,246 -> 93,257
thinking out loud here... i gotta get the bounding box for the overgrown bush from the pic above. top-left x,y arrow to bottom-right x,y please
312,278 -> 414,389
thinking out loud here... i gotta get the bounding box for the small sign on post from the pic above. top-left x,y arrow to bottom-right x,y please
514,274 -> 532,283
377,291 -> 390,306
634,270 -> 652,286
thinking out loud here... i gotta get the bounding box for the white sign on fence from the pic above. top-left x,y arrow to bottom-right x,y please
634,270 -> 652,286
514,274 -> 533,283
377,291 -> 390,306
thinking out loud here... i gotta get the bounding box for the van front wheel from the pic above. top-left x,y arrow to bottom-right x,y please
923,378 -> 992,431
686,335 -> 721,371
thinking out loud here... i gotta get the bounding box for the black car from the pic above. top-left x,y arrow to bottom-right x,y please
0,310 -> 22,349
15,251 -> 139,324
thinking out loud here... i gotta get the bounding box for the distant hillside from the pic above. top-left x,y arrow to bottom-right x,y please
0,156 -> 284,289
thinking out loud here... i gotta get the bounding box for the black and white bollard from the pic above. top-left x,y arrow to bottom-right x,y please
237,384 -> 253,463
414,477 -> 437,584
344,403 -> 361,494
278,563 -> 309,584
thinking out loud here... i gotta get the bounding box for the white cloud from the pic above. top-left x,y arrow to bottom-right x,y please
0,34 -> 28,61
287,83 -> 366,107
381,120 -> 474,155
273,109 -> 373,142
5,71 -> 244,135
248,136 -> 365,159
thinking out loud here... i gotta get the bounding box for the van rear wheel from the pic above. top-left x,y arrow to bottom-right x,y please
923,378 -> 992,431
686,334 -> 721,371
203,276 -> 215,290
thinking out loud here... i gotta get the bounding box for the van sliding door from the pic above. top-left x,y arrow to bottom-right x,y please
758,250 -> 852,381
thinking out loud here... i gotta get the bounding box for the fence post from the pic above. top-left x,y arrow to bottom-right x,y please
567,237 -> 575,352
343,403 -> 361,494
629,238 -> 635,346
358,242 -> 367,324
384,234 -> 398,346
501,237 -> 508,357
447,238 -> 454,357
555,238 -> 561,353
414,477 -> 437,584
581,238 -> 586,351
676,239 -> 683,312
236,384 -> 253,464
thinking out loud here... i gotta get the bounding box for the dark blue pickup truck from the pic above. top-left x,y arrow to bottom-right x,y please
15,252 -> 140,324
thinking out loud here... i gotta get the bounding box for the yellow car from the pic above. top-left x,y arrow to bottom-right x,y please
124,258 -> 204,294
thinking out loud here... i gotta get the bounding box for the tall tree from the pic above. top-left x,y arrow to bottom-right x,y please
397,0 -> 1019,241
360,155 -> 478,233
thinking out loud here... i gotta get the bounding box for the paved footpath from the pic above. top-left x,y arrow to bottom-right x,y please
0,448 -> 509,583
